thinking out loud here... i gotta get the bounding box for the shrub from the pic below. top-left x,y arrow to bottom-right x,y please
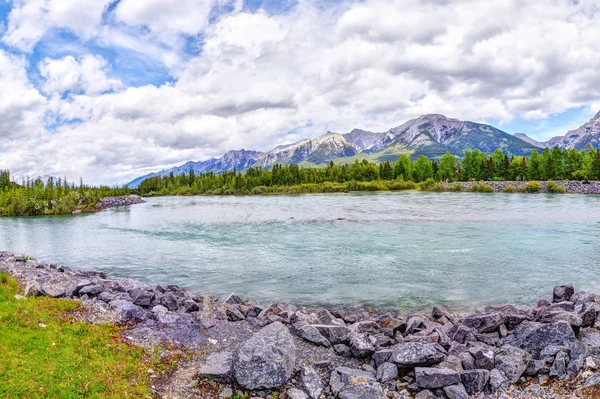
429,183 -> 446,192
546,181 -> 566,194
419,178 -> 437,191
388,181 -> 417,191
470,183 -> 494,193
446,183 -> 462,191
503,185 -> 515,193
525,181 -> 542,193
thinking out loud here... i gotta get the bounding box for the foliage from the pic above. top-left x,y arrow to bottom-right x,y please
546,181 -> 566,194
525,181 -> 542,193
0,171 -> 130,216
469,183 -> 495,193
419,178 -> 437,191
503,185 -> 515,193
0,272 -> 153,398
445,183 -> 463,191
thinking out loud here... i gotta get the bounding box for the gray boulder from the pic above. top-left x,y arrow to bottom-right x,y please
415,367 -> 460,388
460,312 -> 504,333
330,367 -> 383,399
160,292 -> 179,311
461,369 -> 489,395
473,348 -> 494,370
389,342 -> 446,368
415,390 -> 437,399
503,321 -> 577,359
488,368 -> 507,393
550,351 -> 569,377
313,324 -> 350,344
234,322 -> 296,390
494,345 -> 530,383
298,364 -> 323,399
349,332 -> 375,358
330,367 -> 376,395
376,362 -> 398,382
292,322 -> 331,347
443,383 -> 468,399
109,299 -> 145,321
197,351 -> 233,382
287,388 -> 308,399
553,284 -> 575,303
131,288 -> 155,307
79,284 -> 103,297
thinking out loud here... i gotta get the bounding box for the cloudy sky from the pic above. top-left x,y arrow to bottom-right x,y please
0,0 -> 600,185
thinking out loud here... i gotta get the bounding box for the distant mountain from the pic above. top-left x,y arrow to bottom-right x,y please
127,113 -> 565,187
544,111 -> 600,149
514,133 -> 544,148
127,149 -> 263,187
254,133 -> 360,168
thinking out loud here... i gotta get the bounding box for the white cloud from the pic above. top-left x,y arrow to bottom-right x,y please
39,54 -> 122,95
2,0 -> 600,184
2,0 -> 113,51
0,50 -> 46,139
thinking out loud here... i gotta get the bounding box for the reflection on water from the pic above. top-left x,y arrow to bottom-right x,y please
0,192 -> 599,310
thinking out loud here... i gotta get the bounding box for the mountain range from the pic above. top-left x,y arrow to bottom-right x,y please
127,111 -> 600,187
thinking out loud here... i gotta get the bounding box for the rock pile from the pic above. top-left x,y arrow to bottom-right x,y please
441,180 -> 600,194
2,252 -> 600,398
97,195 -> 145,208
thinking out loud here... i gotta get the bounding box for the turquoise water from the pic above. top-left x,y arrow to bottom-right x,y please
0,192 -> 599,310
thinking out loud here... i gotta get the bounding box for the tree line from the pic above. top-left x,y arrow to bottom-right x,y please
0,171 -> 130,216
136,145 -> 600,196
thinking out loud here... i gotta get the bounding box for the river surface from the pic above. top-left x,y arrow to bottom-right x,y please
0,193 -> 599,310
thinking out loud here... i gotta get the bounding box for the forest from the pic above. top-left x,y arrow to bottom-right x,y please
0,171 -> 130,216
3,146 -> 600,215
136,146 -> 600,196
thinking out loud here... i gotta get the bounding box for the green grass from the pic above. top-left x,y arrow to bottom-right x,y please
0,272 -> 152,399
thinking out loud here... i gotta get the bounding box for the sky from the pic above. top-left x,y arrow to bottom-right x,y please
0,0 -> 600,185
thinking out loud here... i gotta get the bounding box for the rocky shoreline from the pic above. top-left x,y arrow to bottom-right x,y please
441,180 -> 600,194
2,252 -> 600,399
96,195 -> 145,209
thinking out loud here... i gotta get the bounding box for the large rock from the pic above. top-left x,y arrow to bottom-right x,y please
297,364 -> 323,399
234,322 -> 296,390
109,299 -> 145,321
443,383 -> 469,399
415,367 -> 460,389
287,388 -> 308,399
376,362 -> 398,382
461,369 -> 489,395
494,345 -> 530,383
349,332 -> 375,358
503,321 -> 577,359
389,342 -> 446,368
553,284 -> 575,303
330,367 -> 382,399
460,312 -> 504,333
130,288 -> 155,307
292,322 -> 331,347
197,351 -> 233,382
313,324 -> 350,344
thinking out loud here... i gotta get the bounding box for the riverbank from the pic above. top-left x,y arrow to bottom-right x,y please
2,252 -> 600,398
439,180 -> 600,194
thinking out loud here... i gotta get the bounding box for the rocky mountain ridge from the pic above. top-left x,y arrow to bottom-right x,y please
127,112 -> 600,187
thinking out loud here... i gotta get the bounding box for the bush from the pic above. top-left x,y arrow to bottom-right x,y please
525,181 -> 542,193
470,183 -> 494,193
446,183 -> 463,191
419,178 -> 437,191
546,181 -> 566,194
388,181 -> 417,191
429,183 -> 446,192
503,185 -> 515,193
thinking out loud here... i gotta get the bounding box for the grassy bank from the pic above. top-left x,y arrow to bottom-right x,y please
141,179 -> 418,196
0,272 -> 152,398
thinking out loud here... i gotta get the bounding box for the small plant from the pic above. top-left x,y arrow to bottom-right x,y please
446,183 -> 462,191
0,272 -> 8,284
525,181 -> 542,193
419,178 -> 437,191
503,185 -> 515,193
429,183 -> 446,192
546,181 -> 566,194
23,254 -> 34,261
470,183 -> 494,193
